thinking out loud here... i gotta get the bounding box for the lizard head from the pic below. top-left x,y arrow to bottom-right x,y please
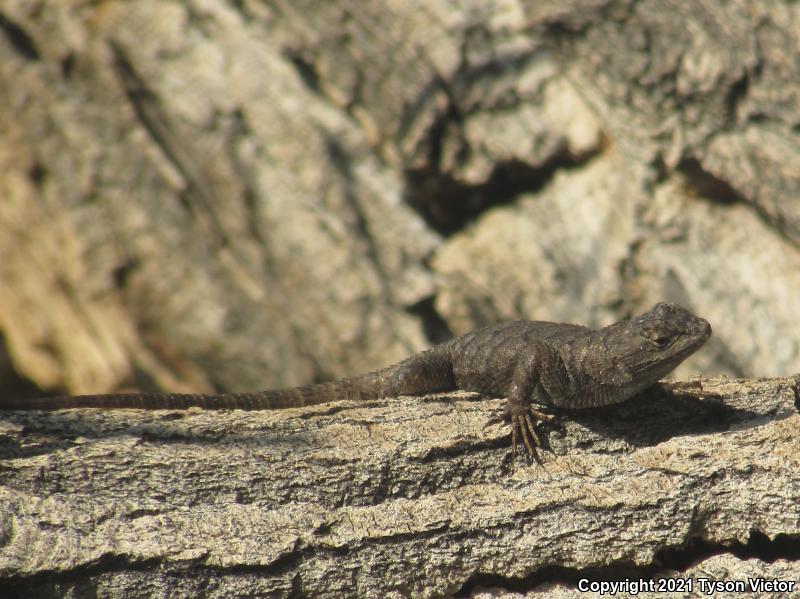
590,302 -> 712,386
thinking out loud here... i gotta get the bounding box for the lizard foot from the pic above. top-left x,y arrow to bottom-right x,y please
511,410 -> 543,464
485,406 -> 555,464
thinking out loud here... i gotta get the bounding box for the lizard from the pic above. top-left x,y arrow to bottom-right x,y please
0,302 -> 711,461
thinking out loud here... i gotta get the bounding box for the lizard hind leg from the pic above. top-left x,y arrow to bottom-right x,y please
387,348 -> 456,396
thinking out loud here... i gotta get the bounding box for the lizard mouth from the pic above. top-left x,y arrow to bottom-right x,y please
695,317 -> 712,344
664,316 -> 712,371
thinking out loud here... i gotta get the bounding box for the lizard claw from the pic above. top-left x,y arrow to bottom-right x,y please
482,412 -> 506,430
484,404 -> 553,464
511,411 -> 543,465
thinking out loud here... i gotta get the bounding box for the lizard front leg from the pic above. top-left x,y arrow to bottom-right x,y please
507,348 -> 558,463
486,343 -> 559,463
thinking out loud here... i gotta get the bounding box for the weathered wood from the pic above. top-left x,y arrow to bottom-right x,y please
0,376 -> 797,597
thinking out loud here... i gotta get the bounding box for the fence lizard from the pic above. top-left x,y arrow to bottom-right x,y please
0,302 -> 711,461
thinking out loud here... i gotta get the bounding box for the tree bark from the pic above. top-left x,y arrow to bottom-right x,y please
1,376 -> 797,597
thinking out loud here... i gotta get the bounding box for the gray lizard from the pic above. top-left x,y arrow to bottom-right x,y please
0,302 -> 711,460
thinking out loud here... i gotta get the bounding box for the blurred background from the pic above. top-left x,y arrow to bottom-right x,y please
0,0 -> 798,400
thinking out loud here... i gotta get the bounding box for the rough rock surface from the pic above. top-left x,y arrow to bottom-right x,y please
0,377 -> 797,597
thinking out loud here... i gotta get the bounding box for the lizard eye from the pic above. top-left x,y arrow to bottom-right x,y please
646,332 -> 671,348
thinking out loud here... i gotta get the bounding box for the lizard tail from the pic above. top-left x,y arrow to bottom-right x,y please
0,348 -> 457,411
0,369 -> 397,411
